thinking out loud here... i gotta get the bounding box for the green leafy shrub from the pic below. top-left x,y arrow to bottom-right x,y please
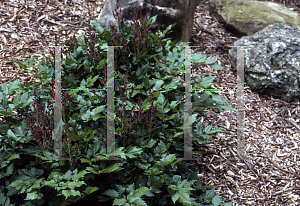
0,0 -> 233,205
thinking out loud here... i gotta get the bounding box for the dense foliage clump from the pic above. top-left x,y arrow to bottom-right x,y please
0,0 -> 233,205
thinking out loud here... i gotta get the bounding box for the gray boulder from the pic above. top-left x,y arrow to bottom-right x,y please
209,0 -> 300,37
97,0 -> 202,44
228,23 -> 300,103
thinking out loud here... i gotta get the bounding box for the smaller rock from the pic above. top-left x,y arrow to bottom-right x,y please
228,23 -> 300,103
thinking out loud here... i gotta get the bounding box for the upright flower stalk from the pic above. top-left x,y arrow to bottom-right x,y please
100,66 -> 159,149
26,72 -> 78,170
26,88 -> 54,169
26,89 -> 54,152
62,122 -> 79,170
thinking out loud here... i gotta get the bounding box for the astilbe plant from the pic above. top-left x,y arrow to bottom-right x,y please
108,66 -> 159,148
96,53 -> 159,149
75,1 -> 161,149
108,0 -> 161,65
62,122 -> 79,170
25,88 -> 54,169
25,71 -> 78,170
114,1 -> 159,144
0,0 -> 234,203
0,0 -> 234,204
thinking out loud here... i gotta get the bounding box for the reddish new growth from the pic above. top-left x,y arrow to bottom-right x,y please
26,73 -> 77,169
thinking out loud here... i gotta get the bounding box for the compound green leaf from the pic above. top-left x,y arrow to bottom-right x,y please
61,189 -> 81,200
171,193 -> 179,204
99,162 -> 122,174
128,187 -> 150,199
205,57 -> 216,65
7,129 -> 18,141
84,186 -> 99,195
212,194 -> 222,206
113,198 -> 127,205
25,191 -> 43,200
44,180 -> 57,188
71,170 -> 89,181
210,63 -> 224,70
67,181 -> 86,190
176,190 -> 190,204
126,146 -> 143,159
103,189 -> 120,198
